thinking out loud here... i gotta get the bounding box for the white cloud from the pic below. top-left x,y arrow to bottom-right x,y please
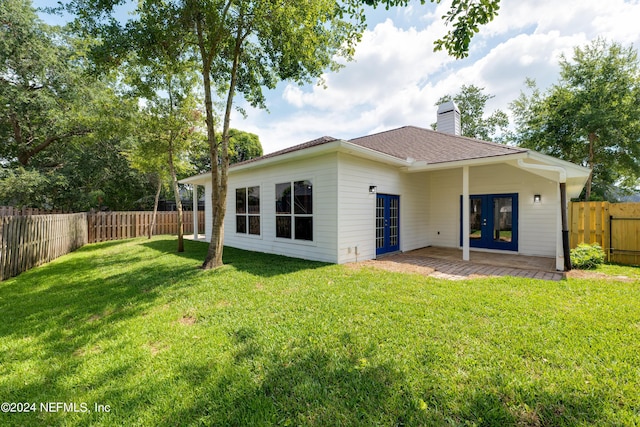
234,0 -> 640,154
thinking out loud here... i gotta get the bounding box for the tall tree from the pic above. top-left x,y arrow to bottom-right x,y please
510,39 -> 640,200
0,0 -> 120,166
66,0 -> 363,268
65,0 -> 499,269
0,0 -> 153,211
432,85 -> 509,141
190,128 -> 263,172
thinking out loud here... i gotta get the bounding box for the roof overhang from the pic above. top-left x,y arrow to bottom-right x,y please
180,139 -> 591,200
515,152 -> 592,199
404,152 -> 529,172
179,172 -> 211,186
179,139 -> 411,186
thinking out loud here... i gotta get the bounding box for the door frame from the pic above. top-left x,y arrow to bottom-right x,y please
460,193 -> 518,252
376,193 -> 400,255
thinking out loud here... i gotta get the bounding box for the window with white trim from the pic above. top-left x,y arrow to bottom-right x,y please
236,186 -> 260,235
275,180 -> 312,241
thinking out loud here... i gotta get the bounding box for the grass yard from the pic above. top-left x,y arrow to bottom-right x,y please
1,236 -> 639,426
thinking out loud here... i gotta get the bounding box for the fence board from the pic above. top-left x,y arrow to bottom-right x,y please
569,201 -> 640,266
0,213 -> 88,281
84,210 -> 205,244
0,209 -> 204,280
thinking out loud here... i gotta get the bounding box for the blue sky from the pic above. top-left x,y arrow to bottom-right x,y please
34,0 -> 640,154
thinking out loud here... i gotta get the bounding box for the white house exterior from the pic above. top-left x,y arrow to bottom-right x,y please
181,105 -> 591,271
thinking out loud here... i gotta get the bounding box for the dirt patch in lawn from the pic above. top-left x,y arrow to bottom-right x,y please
347,260 -> 436,276
565,269 -> 636,282
178,315 -> 197,326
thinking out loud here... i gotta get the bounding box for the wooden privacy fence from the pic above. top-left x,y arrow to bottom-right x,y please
0,206 -> 69,216
0,210 -> 205,281
569,201 -> 640,265
0,213 -> 88,281
87,211 -> 205,243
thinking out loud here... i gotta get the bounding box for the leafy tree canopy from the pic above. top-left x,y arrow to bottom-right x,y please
0,0 -> 127,166
510,38 -> 640,200
0,0 -> 156,211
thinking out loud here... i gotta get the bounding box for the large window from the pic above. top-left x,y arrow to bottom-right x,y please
236,186 -> 260,235
275,180 -> 313,241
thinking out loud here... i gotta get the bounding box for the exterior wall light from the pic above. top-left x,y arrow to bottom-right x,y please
534,194 -> 541,204
369,185 -> 377,194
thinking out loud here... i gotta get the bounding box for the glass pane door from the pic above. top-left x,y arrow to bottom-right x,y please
376,194 -> 400,255
462,193 -> 518,251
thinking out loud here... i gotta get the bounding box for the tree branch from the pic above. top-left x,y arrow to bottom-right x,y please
17,129 -> 91,165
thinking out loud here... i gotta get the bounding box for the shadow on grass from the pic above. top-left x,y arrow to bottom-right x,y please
141,239 -> 329,277
124,335 -> 614,426
168,342 -> 428,426
0,238 -> 620,426
0,237 -> 205,414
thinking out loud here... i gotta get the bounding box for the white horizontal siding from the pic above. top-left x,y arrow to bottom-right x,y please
336,155 -> 429,263
199,150 -> 561,264
427,163 -> 559,257
427,169 -> 461,248
203,153 -> 339,263
401,171 -> 430,252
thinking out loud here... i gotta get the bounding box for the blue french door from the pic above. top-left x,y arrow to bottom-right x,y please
461,193 -> 518,251
376,194 -> 400,255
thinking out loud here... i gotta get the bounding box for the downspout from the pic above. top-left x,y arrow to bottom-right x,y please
517,159 -> 572,271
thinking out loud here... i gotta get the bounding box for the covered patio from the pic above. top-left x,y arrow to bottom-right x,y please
373,246 -> 564,281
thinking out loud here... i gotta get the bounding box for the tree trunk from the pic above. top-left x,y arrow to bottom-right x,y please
201,22 -> 244,269
149,176 -> 162,239
168,136 -> 184,253
197,17 -> 224,269
585,132 -> 597,200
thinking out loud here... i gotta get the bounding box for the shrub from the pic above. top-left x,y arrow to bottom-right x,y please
571,243 -> 605,269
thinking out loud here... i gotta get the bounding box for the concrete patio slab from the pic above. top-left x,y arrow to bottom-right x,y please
373,247 -> 565,281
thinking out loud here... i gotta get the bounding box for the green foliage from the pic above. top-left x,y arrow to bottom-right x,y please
1,237 -> 639,426
0,0 -> 156,211
361,0 -> 500,58
228,129 -> 263,163
571,243 -> 606,270
0,167 -> 49,208
1,140 -> 156,211
510,38 -> 640,200
433,84 -> 509,141
188,128 -> 263,172
0,0 -> 123,166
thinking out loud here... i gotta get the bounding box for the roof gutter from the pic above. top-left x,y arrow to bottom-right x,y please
516,158 -> 566,183
405,152 -> 529,172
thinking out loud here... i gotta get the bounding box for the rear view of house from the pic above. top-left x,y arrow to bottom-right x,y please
181,102 -> 591,270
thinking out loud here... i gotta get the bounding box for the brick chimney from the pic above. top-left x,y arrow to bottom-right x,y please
437,100 -> 461,136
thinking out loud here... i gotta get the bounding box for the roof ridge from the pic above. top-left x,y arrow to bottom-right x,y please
350,125 -> 523,152
348,125 -> 415,142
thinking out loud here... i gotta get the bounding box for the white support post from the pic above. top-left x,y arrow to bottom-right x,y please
192,185 -> 199,240
462,166 -> 470,261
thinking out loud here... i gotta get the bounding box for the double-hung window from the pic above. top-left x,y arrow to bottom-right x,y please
275,180 -> 313,241
236,186 -> 260,235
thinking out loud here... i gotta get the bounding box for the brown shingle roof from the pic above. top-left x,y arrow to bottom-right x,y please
349,126 -> 527,164
232,126 -> 527,169
231,135 -> 338,168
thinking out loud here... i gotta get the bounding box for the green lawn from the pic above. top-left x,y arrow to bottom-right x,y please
1,236 -> 639,426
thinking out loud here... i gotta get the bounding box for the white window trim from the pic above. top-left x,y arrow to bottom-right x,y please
275,179 -> 314,243
235,186 -> 262,238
